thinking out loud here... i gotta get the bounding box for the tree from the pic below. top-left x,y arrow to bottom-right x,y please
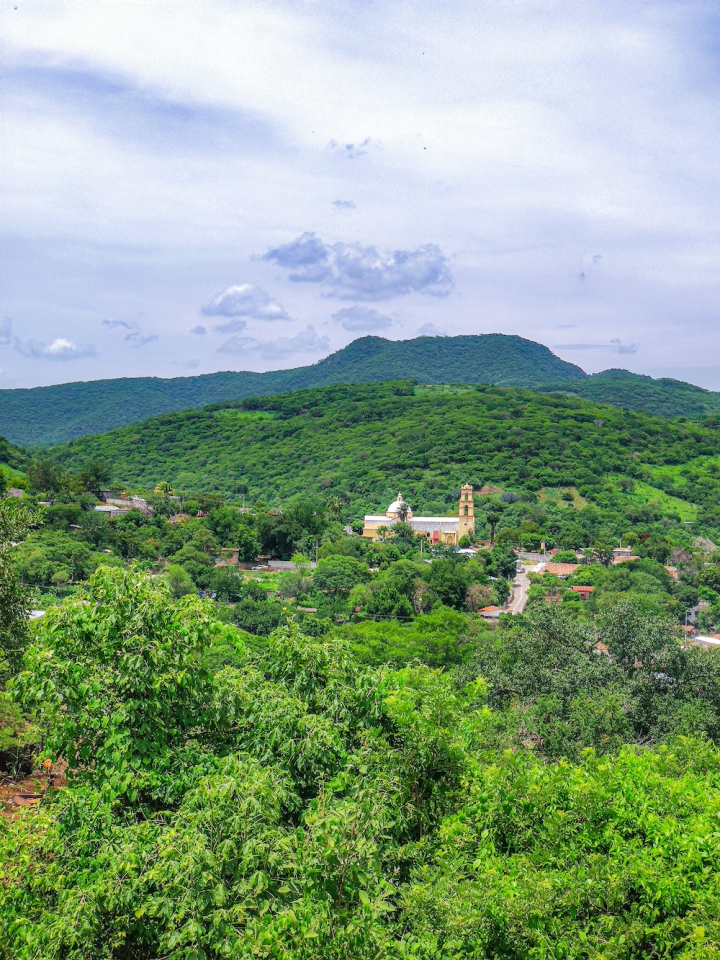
465,582 -> 494,612
392,521 -> 417,549
324,495 -> 342,521
27,459 -> 66,495
14,567 -> 221,804
166,563 -> 196,598
76,459 -> 112,495
590,540 -> 615,567
313,555 -> 370,596
0,500 -> 35,682
486,510 -> 501,543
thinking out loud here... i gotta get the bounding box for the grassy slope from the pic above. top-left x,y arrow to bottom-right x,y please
0,335 -> 585,447
540,368 -> 720,419
49,380 -> 720,516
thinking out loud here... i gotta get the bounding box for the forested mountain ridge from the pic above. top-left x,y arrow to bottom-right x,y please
49,379 -> 720,524
0,334 -> 586,446
540,367 -> 720,419
5,333 -> 719,447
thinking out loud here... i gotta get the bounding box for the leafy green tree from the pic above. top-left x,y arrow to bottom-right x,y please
27,458 -> 67,494
76,459 -> 112,494
485,510 -> 502,542
13,566 -> 220,804
313,555 -> 370,596
165,563 -> 196,598
0,500 -> 35,682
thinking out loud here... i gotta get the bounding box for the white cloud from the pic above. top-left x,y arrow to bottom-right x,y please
264,233 -> 453,301
218,324 -> 329,361
201,283 -> 290,321
3,3 -> 720,383
332,306 -> 393,332
211,319 -> 247,335
417,322 -> 448,337
15,336 -> 96,361
190,324 -> 206,335
102,317 -> 157,347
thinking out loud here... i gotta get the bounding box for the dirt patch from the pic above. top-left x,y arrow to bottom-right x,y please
0,763 -> 67,819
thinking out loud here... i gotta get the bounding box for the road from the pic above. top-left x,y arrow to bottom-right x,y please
505,567 -> 530,615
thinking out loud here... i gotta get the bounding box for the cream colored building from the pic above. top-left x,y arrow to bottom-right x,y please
363,485 -> 475,546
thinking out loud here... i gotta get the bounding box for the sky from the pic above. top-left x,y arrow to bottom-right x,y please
2,0 -> 720,389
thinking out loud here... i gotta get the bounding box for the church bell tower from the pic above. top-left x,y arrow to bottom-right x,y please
458,484 -> 474,539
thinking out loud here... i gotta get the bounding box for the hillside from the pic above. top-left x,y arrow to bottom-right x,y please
50,380 -> 720,517
0,334 -> 584,446
540,368 -> 720,419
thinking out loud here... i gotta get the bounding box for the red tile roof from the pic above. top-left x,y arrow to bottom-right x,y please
544,562 -> 580,576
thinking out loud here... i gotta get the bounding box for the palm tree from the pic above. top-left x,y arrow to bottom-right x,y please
397,501 -> 410,522
486,511 -> 501,543
324,495 -> 341,521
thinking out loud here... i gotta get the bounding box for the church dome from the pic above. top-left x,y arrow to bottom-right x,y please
386,493 -> 413,519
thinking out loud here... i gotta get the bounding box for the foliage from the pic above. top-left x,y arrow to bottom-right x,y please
0,333 -> 586,446
5,573 -> 720,955
12,566 -> 222,805
48,382 -> 720,537
542,366 -> 720,418
469,601 -> 720,758
0,499 -> 36,683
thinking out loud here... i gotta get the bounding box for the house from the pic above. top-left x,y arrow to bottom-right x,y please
693,635 -> 720,649
7,488 -> 24,498
479,605 -> 503,621
570,585 -> 595,600
543,562 -> 580,578
94,505 -> 130,517
612,554 -> 640,565
363,485 -> 475,546
613,546 -> 634,559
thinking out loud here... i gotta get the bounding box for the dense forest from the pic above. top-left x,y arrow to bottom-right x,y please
0,334 -> 585,446
4,334 -> 720,448
4,374 -> 720,955
540,368 -> 720,419
47,380 -> 720,534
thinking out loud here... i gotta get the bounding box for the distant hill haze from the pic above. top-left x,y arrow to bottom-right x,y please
1,333 -> 719,447
0,334 -> 586,446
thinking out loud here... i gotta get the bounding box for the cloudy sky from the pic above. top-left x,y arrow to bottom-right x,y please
2,0 -> 720,389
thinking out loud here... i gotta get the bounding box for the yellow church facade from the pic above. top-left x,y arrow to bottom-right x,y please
362,485 -> 475,546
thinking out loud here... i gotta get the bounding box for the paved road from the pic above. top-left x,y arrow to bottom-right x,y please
505,567 -> 530,615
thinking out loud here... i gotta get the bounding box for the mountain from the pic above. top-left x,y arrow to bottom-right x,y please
539,368 -> 720,420
49,379 -> 720,515
0,334 -> 585,447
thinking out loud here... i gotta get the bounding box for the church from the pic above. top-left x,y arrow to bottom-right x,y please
362,485 -> 475,546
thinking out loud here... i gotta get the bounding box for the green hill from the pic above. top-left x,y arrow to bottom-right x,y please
540,368 -> 720,419
0,334 -> 584,447
49,380 -> 720,516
